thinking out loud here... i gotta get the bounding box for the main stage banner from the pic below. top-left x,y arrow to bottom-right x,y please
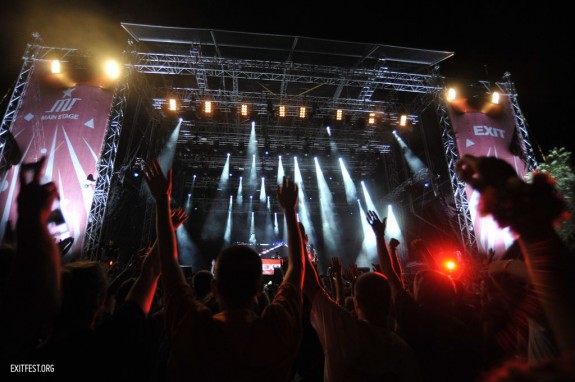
446,95 -> 529,257
0,66 -> 114,259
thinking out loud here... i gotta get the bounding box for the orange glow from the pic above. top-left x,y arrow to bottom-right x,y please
104,60 -> 121,80
399,114 -> 408,126
51,60 -> 61,74
445,260 -> 456,270
204,101 -> 212,114
368,112 -> 375,125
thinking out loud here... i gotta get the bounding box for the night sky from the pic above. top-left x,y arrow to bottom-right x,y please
1,1 -> 573,157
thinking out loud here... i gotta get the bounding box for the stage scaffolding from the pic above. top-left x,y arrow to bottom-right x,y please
0,26 -> 536,261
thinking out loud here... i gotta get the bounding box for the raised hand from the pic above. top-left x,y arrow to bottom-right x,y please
389,238 -> 400,250
366,210 -> 386,237
345,263 -> 360,284
277,176 -> 298,212
143,159 -> 172,200
17,156 -> 59,223
278,177 -> 305,292
170,207 -> 189,230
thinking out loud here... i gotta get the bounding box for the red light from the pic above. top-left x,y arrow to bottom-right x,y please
445,260 -> 456,271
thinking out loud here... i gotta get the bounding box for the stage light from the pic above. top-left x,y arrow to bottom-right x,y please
446,87 -> 457,101
279,105 -> 286,117
168,98 -> 177,111
241,103 -> 248,116
491,91 -> 500,104
299,106 -> 306,119
399,114 -> 408,127
336,109 -> 343,121
445,260 -> 456,271
51,60 -> 61,74
104,60 -> 121,80
204,100 -> 212,114
368,112 -> 376,125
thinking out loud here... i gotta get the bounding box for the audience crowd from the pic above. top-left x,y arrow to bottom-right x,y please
1,153 -> 574,381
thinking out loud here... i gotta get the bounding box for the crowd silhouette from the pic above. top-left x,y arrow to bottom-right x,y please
1,154 -> 574,381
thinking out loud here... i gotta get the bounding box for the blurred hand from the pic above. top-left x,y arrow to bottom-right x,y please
366,210 -> 386,237
17,156 -> 59,223
456,154 -> 568,236
170,207 -> 189,230
143,159 -> 172,200
345,263 -> 360,283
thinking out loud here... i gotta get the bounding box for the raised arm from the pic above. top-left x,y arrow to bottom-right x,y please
125,207 -> 188,314
1,157 -> 61,358
277,176 -> 305,292
366,210 -> 403,296
300,222 -> 323,301
142,159 -> 186,293
456,154 -> 575,355
388,238 -> 406,288
329,256 -> 345,306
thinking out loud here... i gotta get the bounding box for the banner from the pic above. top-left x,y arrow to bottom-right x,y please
446,95 -> 528,257
0,66 -> 114,259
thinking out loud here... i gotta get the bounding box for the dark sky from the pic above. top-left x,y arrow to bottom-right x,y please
1,1 -> 573,157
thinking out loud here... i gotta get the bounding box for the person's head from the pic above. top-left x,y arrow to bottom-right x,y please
213,245 -> 262,309
413,269 -> 457,311
58,261 -> 108,330
192,270 -> 214,300
353,272 -> 391,327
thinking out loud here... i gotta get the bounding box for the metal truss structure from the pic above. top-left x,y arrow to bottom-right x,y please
119,24 -> 454,215
82,77 -> 129,260
0,34 -> 82,178
0,26 -> 537,259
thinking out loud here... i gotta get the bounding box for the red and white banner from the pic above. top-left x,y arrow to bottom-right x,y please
262,258 -> 282,275
446,96 -> 528,257
0,66 -> 114,258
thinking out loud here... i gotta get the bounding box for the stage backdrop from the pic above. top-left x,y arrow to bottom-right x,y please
0,65 -> 114,258
446,95 -> 529,258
